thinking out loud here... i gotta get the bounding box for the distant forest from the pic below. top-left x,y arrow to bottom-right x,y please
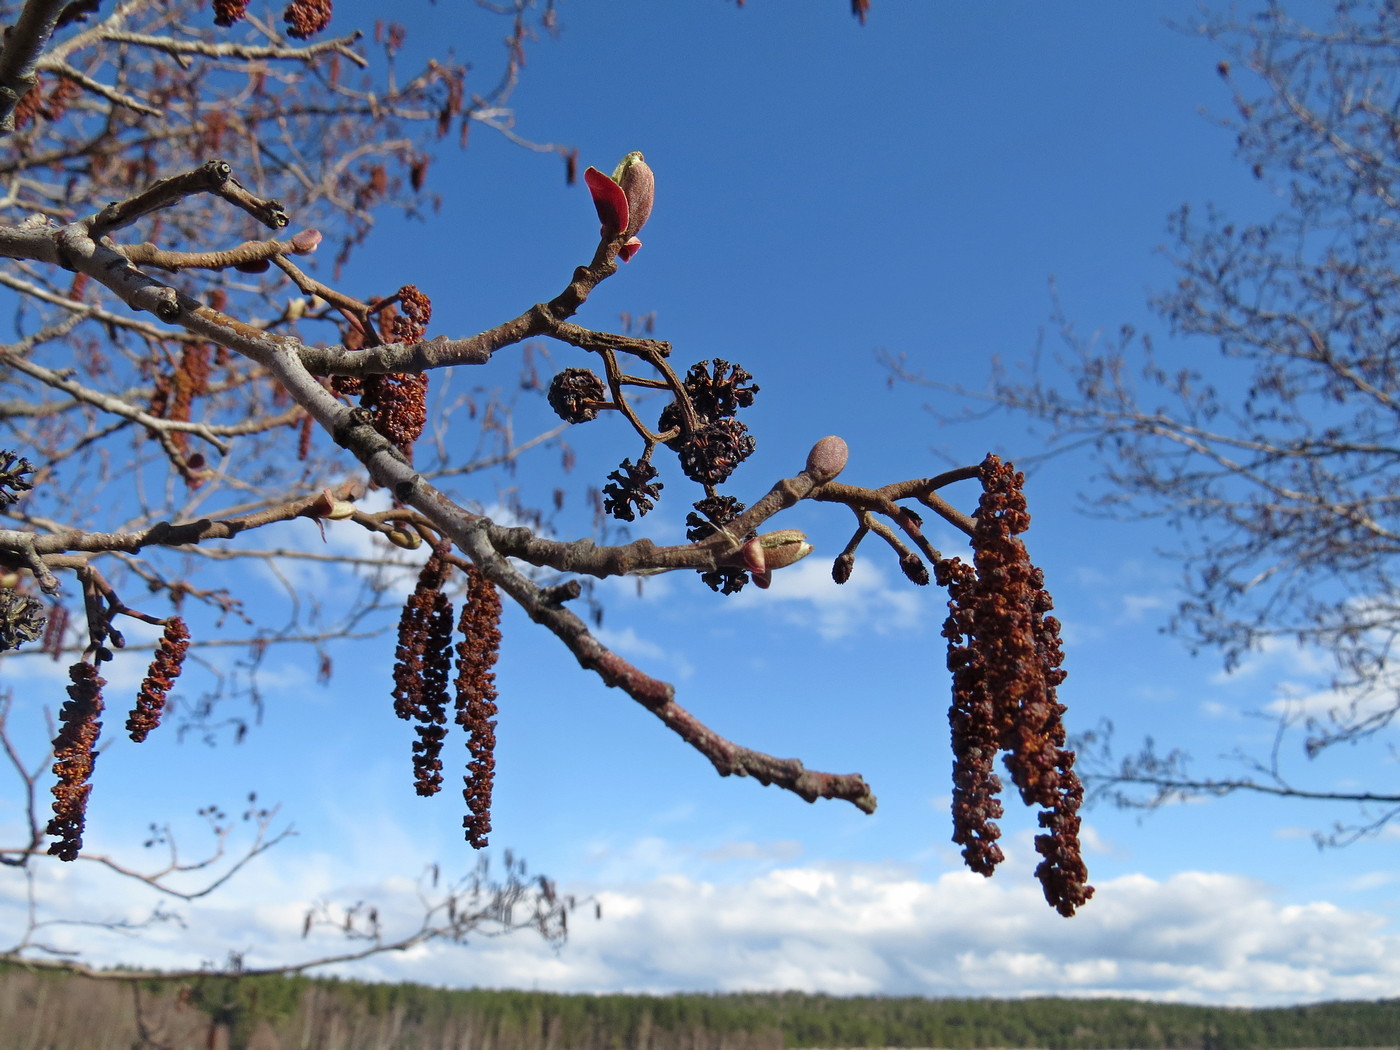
3,964 -> 1400,1050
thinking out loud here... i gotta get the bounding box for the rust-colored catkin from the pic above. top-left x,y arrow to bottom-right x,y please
13,76 -> 43,129
456,565 -> 502,849
973,457 -> 1058,808
127,617 -> 189,742
297,412 -> 314,461
167,343 -> 210,454
41,76 -> 79,123
47,662 -> 106,861
937,455 -> 1093,916
1028,569 -> 1090,917
392,545 -> 454,795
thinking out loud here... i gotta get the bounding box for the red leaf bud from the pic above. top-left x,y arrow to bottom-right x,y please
584,166 -> 628,237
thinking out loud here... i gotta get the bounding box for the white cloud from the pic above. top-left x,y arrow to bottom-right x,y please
728,558 -> 923,641
700,839 -> 804,864
1120,592 -> 1168,622
594,625 -> 695,680
332,864 -> 1400,1006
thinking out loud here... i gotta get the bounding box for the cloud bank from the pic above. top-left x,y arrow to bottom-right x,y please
13,843 -> 1395,1008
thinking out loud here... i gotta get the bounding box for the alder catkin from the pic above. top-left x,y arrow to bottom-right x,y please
47,662 -> 106,861
456,565 -> 502,849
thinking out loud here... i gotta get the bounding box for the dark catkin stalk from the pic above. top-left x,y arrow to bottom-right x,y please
393,543 -> 454,795
456,565 -> 502,849
412,590 -> 454,796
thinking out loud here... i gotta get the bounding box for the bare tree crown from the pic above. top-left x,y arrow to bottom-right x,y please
0,0 -> 1092,983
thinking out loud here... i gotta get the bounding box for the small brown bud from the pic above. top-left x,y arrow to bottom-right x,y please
899,552 -> 930,586
387,529 -> 422,550
832,552 -> 855,584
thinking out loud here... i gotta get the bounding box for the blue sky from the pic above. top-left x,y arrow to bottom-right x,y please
5,0 -> 1400,1007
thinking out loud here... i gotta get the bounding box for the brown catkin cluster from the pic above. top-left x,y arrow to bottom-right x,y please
391,285 -> 431,342
47,662 -> 106,861
146,344 -> 210,461
284,0 -> 332,38
392,545 -> 454,796
126,617 -> 190,742
212,0 -> 249,27
297,412 -> 315,461
361,373 -> 428,460
937,454 -> 1093,917
937,554 -> 1007,877
13,77 -> 44,129
390,549 -> 506,840
456,566 -> 502,849
361,290 -> 428,461
12,75 -> 77,129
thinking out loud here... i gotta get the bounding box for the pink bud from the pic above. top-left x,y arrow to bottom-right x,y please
618,236 -> 643,262
617,156 -> 654,240
290,228 -> 322,253
584,166 -> 628,237
739,538 -> 767,575
804,435 -> 849,483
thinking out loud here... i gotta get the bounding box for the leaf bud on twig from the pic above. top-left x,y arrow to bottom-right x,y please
832,552 -> 855,585
748,529 -> 813,589
583,151 -> 654,261
290,228 -> 322,253
804,435 -> 848,483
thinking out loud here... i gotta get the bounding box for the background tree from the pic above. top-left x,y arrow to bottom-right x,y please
924,0 -> 1400,840
0,0 -> 1090,981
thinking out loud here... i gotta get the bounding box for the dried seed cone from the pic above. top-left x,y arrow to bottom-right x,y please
548,368 -> 606,423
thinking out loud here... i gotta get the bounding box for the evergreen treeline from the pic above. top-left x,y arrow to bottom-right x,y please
3,963 -> 1400,1050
